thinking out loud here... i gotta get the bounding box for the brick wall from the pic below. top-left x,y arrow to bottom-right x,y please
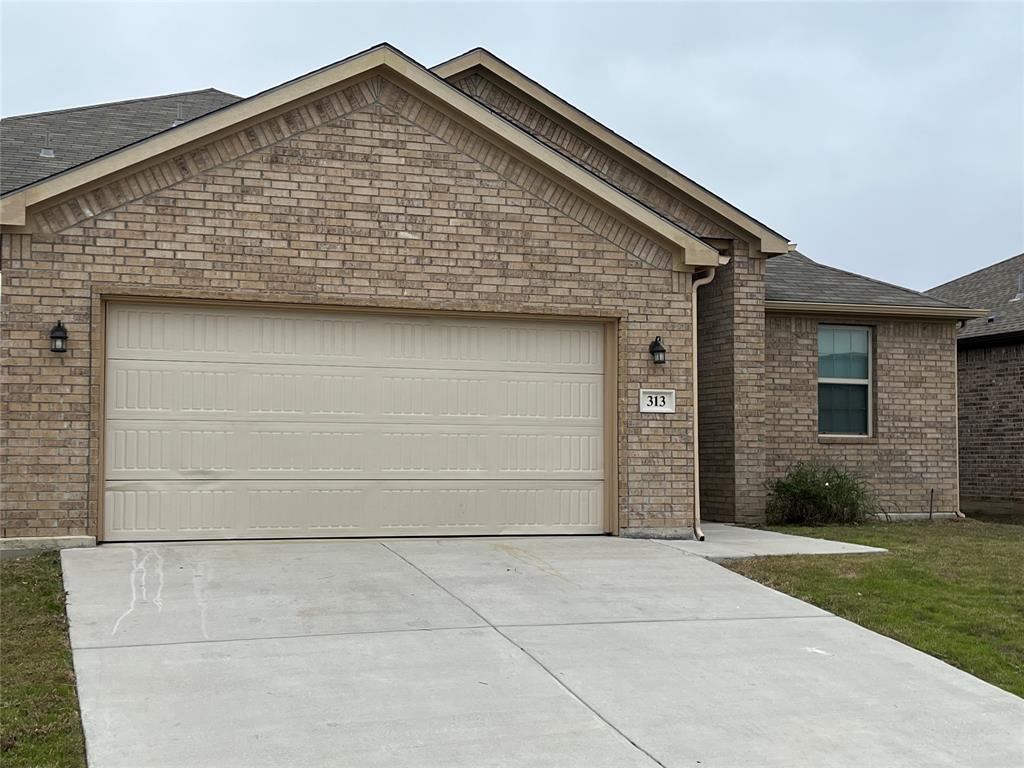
956,341 -> 1024,510
0,76 -> 698,539
727,246 -> 767,524
765,312 -> 960,515
456,71 -> 770,523
696,253 -> 735,520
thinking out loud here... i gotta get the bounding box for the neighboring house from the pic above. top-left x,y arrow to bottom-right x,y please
927,254 -> 1024,514
0,44 -> 982,545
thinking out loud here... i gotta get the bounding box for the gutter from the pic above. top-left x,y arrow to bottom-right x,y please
690,266 -> 719,541
764,300 -> 986,321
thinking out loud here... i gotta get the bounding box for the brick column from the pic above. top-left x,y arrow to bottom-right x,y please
730,245 -> 767,524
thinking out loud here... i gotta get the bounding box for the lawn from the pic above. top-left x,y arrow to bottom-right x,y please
1,552 -> 86,768
726,519 -> 1024,698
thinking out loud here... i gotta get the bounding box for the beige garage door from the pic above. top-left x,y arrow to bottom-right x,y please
103,303 -> 606,541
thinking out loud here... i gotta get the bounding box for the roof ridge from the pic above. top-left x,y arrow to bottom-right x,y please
1,88 -> 239,122
926,252 -> 1024,293
432,46 -> 490,72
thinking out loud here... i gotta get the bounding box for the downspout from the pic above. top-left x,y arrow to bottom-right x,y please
691,266 -> 718,541
953,320 -> 966,519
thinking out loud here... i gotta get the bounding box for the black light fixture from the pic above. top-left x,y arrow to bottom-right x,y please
49,321 -> 68,353
648,336 -> 666,364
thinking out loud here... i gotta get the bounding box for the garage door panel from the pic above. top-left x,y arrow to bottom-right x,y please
105,421 -> 603,480
107,306 -> 368,363
103,481 -> 605,541
107,360 -> 602,424
107,305 -> 603,374
105,304 -> 607,540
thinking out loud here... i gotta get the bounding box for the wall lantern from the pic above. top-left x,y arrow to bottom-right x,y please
49,321 -> 68,353
648,336 -> 666,364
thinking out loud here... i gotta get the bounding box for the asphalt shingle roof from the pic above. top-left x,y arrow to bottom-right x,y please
926,253 -> 1024,341
766,251 -> 972,311
0,88 -> 241,194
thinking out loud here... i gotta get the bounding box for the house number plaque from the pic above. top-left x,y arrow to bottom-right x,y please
639,389 -> 676,413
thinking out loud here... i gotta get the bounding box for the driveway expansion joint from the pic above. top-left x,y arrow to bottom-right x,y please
72,623 -> 492,652
378,540 -> 669,768
493,614 -> 832,629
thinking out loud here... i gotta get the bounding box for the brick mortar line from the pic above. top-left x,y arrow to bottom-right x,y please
373,100 -> 673,272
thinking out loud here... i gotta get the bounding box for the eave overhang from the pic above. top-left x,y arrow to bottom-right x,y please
1,45 -> 720,268
433,48 -> 792,255
765,300 -> 988,320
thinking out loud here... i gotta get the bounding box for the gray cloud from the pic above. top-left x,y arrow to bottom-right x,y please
2,1 -> 1020,290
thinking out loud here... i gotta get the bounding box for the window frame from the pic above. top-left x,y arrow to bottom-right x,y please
817,324 -> 873,438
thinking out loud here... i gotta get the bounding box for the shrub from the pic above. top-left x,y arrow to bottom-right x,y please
765,462 -> 876,525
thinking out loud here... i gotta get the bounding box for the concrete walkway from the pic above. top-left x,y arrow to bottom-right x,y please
62,536 -> 1022,768
664,522 -> 887,560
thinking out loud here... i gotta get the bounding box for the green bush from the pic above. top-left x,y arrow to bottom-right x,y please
765,462 -> 876,525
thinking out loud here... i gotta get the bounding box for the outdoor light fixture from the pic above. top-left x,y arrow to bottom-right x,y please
49,321 -> 68,353
649,336 -> 666,364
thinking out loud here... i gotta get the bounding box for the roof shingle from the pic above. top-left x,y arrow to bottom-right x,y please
0,88 -> 240,194
926,253 -> 1024,341
766,251 -> 972,311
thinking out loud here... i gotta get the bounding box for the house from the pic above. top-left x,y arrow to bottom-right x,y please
0,44 -> 983,546
927,254 -> 1024,514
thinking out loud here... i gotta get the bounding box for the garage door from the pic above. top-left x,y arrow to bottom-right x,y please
103,303 -> 607,541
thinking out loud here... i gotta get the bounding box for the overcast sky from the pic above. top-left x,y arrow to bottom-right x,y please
2,1 -> 1021,290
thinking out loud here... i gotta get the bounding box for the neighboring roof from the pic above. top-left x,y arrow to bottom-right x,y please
0,44 -> 721,267
1,89 -> 241,194
926,253 -> 1024,342
765,251 -> 985,320
432,47 -> 791,254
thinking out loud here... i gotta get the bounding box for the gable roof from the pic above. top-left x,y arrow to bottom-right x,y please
1,89 -> 240,195
0,44 -> 722,268
765,251 -> 984,319
432,47 -> 791,254
926,253 -> 1024,341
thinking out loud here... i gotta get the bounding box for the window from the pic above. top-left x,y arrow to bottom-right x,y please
817,325 -> 871,436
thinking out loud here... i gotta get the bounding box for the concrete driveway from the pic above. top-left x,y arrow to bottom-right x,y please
62,536 -> 1023,768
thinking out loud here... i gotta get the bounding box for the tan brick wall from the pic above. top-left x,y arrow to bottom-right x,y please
956,341 -> 1024,510
765,313 -> 960,515
456,72 -> 770,524
725,245 -> 767,524
0,79 -> 698,539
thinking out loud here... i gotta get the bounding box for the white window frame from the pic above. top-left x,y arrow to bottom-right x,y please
817,324 -> 873,437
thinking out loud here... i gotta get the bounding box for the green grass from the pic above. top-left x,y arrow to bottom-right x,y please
965,508 -> 1024,526
1,552 -> 86,767
726,519 -> 1024,698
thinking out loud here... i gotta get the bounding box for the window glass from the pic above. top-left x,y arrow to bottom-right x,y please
818,327 -> 869,380
818,383 -> 869,435
818,326 -> 870,435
